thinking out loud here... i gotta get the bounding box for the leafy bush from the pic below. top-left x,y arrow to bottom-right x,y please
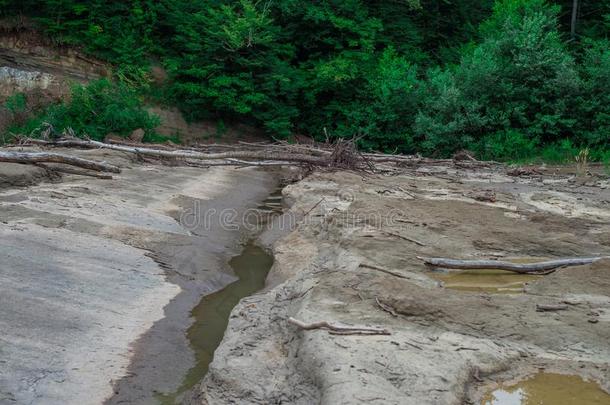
314,47 -> 422,153
416,0 -> 580,156
539,139 -> 579,163
8,79 -> 159,141
471,130 -> 539,161
572,39 -> 610,149
4,93 -> 27,113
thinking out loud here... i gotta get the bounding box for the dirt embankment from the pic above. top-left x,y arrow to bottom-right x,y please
190,164 -> 610,404
0,147 -> 279,404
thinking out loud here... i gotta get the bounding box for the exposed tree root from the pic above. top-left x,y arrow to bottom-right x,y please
418,256 -> 609,274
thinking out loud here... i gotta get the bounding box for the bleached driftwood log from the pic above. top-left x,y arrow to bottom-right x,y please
0,151 -> 120,173
26,138 -> 329,166
418,256 -> 608,274
288,317 -> 390,335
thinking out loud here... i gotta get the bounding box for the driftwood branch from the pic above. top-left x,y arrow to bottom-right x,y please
360,263 -> 410,279
287,317 -> 390,335
382,231 -> 426,246
418,256 -> 608,274
375,297 -> 398,317
0,151 -> 120,173
17,132 -> 506,173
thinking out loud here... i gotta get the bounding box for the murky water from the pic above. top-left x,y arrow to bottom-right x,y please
432,269 -> 541,293
432,257 -> 546,294
482,372 -> 610,404
256,188 -> 284,214
157,243 -> 273,404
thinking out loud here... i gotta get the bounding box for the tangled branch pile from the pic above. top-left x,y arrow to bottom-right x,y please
3,123 -> 498,176
11,135 -> 421,172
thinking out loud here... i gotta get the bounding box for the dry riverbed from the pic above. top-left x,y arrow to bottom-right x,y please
1,147 -> 609,404
189,161 -> 610,404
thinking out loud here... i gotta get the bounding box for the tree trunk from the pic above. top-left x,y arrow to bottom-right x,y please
571,0 -> 579,40
0,151 -> 121,173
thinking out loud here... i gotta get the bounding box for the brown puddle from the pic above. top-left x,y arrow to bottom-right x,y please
432,270 -> 541,294
482,372 -> 610,405
432,258 -> 546,294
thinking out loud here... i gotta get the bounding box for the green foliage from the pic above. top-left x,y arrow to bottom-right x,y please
539,139 -> 579,163
9,79 -> 159,141
324,47 -> 421,152
1,0 -> 608,160
166,0 -> 300,137
572,39 -> 610,149
4,93 -> 27,113
472,130 -> 539,161
416,0 -> 582,156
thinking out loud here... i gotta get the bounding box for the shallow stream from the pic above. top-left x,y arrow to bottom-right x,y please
157,243 -> 273,403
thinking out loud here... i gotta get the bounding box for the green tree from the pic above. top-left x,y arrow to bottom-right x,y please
416,0 -> 581,156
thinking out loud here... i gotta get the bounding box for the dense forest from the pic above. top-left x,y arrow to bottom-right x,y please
1,0 -> 608,161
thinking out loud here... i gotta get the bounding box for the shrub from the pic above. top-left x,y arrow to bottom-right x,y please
572,39 -> 610,150
415,0 -> 580,156
539,139 -> 579,163
7,79 -> 159,141
319,47 -> 422,153
471,130 -> 539,161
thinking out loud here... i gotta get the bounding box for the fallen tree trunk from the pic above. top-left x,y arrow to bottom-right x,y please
288,317 -> 390,335
418,256 -> 608,274
26,138 -> 329,166
0,151 -> 120,173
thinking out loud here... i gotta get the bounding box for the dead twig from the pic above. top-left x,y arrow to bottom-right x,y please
382,231 -> 426,246
303,198 -> 325,217
375,297 -> 398,317
359,263 -> 410,279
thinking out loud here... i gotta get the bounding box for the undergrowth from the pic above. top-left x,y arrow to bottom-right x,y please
3,79 -> 160,142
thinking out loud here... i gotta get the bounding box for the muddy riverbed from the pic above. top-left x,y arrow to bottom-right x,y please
1,147 -> 609,404
189,163 -> 610,404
